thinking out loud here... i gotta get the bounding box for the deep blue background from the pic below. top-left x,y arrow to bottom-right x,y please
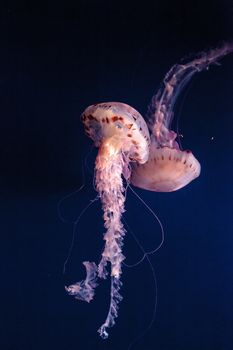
1,1 -> 233,349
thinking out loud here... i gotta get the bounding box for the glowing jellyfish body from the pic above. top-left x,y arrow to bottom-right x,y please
131,43 -> 233,192
65,43 -> 233,339
66,102 -> 150,338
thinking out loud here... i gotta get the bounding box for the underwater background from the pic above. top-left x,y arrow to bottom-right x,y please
1,1 -> 233,349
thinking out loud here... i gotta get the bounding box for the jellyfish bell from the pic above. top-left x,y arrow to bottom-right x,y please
81,102 -> 150,165
67,101 -> 150,339
131,140 -> 201,192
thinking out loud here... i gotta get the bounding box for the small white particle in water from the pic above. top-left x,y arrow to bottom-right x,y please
211,136 -> 214,140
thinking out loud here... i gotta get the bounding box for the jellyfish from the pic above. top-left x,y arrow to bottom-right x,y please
65,43 -> 233,340
131,43 -> 233,192
65,102 -> 150,338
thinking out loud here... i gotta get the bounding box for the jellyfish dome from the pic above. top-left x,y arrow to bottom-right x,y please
131,143 -> 201,192
82,102 -> 150,165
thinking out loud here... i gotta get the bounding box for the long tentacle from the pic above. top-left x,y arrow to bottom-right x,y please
147,42 -> 233,148
95,142 -> 127,338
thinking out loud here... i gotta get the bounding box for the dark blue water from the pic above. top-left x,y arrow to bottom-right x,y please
1,1 -> 233,349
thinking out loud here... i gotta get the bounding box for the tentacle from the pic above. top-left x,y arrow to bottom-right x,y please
65,261 -> 98,303
95,141 -> 127,338
65,140 -> 128,338
98,277 -> 123,339
147,42 -> 233,148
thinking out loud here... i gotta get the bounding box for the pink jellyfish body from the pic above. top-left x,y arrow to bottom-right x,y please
66,102 -> 150,338
65,43 -> 233,340
131,43 -> 233,192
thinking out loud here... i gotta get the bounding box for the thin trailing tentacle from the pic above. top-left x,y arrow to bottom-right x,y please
147,42 -> 233,148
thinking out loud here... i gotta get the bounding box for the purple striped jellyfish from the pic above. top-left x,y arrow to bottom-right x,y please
65,102 -> 150,338
131,43 -> 233,192
65,43 -> 233,340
